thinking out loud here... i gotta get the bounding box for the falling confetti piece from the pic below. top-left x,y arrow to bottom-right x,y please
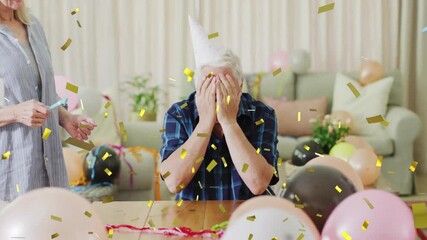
264,148 -> 270,151
108,228 -> 114,238
295,204 -> 304,208
206,160 -> 218,172
173,218 -> 180,226
283,218 -> 289,222
316,213 -> 323,218
315,152 -> 324,157
338,121 -> 342,128
248,233 -> 253,240
104,168 -> 112,176
318,2 -> 335,13
177,199 -> 183,207
197,133 -> 209,137
296,233 -> 305,240
180,149 -> 188,159
104,112 -> 108,118
226,95 -> 231,105
364,198 -> 374,209
198,180 -> 203,189
196,157 -> 204,163
381,120 -> 389,127
191,166 -> 195,173
256,148 -> 260,154
51,233 -> 60,239
206,71 -> 214,78
304,145 -> 310,151
211,144 -> 217,150
139,109 -> 145,117
84,211 -> 92,218
177,184 -> 185,190
281,183 -> 287,189
180,102 -> 188,109
272,68 -> 282,76
2,150 -> 10,160
309,108 -> 317,112
102,152 -> 111,161
196,195 -> 199,201
298,112 -> 301,122
376,156 -> 383,167
255,119 -> 265,126
42,128 -> 52,140
362,220 -> 369,230
184,68 -> 195,82
273,166 -> 278,177
409,160 -> 419,172
16,184 -> 20,192
65,82 -> 78,93
221,157 -> 227,167
147,200 -> 153,207
77,20 -> 82,28
347,82 -> 360,97
104,102 -> 111,109
51,215 -> 62,222
211,233 -> 219,238
247,215 -> 256,221
159,129 -> 166,133
102,196 -> 114,203
388,170 -> 395,174
60,38 -> 72,51
219,204 -> 226,213
242,163 -> 249,173
335,185 -> 342,193
272,237 -> 278,240
71,8 -> 79,15
208,32 -> 219,39
295,194 -> 300,202
216,104 -> 219,113
162,171 -> 171,179
412,202 -> 427,228
278,157 -> 283,166
342,231 -> 352,240
366,115 -> 385,124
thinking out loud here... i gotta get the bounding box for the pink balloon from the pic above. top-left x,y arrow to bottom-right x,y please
322,189 -> 416,240
0,188 -> 107,239
307,156 -> 364,191
345,135 -> 375,153
348,149 -> 380,186
269,51 -> 289,71
55,75 -> 79,111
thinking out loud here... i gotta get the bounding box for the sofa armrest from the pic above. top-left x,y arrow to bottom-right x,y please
122,121 -> 163,150
385,106 -> 422,142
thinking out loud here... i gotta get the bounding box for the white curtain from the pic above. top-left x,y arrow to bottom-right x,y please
26,0 -> 427,172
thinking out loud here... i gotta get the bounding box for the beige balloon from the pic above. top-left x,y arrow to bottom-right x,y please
0,188 -> 107,239
348,149 -> 381,186
344,135 -> 375,153
359,60 -> 384,86
63,147 -> 85,185
307,156 -> 364,191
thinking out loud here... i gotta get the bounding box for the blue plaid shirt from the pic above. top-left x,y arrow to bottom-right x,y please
160,92 -> 279,200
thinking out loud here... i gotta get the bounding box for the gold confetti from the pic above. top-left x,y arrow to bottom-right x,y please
206,159 -> 218,172
255,119 -> 265,126
77,20 -> 82,28
1,150 -> 10,160
102,196 -> 114,203
159,129 -> 166,133
180,149 -> 188,159
346,82 -> 360,97
296,233 -> 305,240
242,163 -> 249,173
409,160 -> 418,172
342,231 -> 352,240
139,109 -> 145,117
309,108 -> 317,112
315,152 -> 324,157
108,228 -> 114,238
104,102 -> 111,109
104,168 -> 112,176
304,145 -> 310,151
219,203 -> 226,213
60,38 -> 72,51
362,220 -> 369,230
364,198 -> 374,209
273,166 -> 278,177
80,99 -> 85,110
65,82 -> 78,93
318,2 -> 335,13
104,112 -> 108,118
147,200 -> 153,207
191,166 -> 195,173
226,95 -> 231,105
173,218 -> 180,226
256,148 -> 260,154
316,213 -> 323,218
211,144 -> 217,150
381,120 -> 389,127
71,8 -> 79,15
211,233 -> 219,238
295,194 -> 300,202
376,156 -> 383,167
161,207 -> 169,213
306,168 -> 315,172
366,115 -> 385,124
196,195 -> 199,201
177,199 -> 183,207
42,128 -> 51,140
51,233 -> 60,239
177,184 -> 185,190
50,215 -> 62,222
119,122 -> 125,134
272,237 -> 278,240
16,184 -> 19,192
295,204 -> 304,209
216,104 -> 219,113
198,181 -> 203,189
338,121 -> 342,128
208,32 -> 219,39
335,185 -> 342,193
162,171 -> 171,179
148,219 -> 156,230
184,68 -> 195,82
281,182 -> 287,189
84,211 -> 92,218
206,71 -> 214,78
221,157 -> 228,167
278,157 -> 282,166
246,215 -> 256,221
197,133 -> 209,137
388,170 -> 395,174
412,202 -> 427,228
248,233 -> 253,240
272,68 -> 282,76
129,170 -> 137,175
298,112 -> 301,122
283,217 -> 289,222
102,152 -> 111,161
196,157 -> 204,163
180,102 -> 188,109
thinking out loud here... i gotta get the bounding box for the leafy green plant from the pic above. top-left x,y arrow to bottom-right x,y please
311,114 -> 351,152
122,75 -> 160,114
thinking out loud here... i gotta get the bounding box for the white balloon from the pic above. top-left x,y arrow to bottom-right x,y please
290,49 -> 311,74
78,87 -> 103,118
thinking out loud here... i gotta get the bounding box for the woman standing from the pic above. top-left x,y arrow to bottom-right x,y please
0,0 -> 96,201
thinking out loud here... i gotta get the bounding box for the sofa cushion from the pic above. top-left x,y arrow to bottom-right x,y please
276,135 -> 298,159
263,96 -> 328,137
245,71 -> 295,100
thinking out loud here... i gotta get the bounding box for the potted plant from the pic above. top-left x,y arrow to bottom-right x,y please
122,74 -> 160,122
311,114 -> 351,153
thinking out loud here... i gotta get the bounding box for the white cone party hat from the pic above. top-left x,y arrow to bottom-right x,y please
188,15 -> 226,68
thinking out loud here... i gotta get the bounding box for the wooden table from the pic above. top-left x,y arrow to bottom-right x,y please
92,200 -> 244,240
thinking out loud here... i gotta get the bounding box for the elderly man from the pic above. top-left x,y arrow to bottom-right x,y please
160,16 -> 279,200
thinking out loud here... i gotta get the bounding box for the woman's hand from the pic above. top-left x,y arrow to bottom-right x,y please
61,114 -> 96,140
13,99 -> 51,127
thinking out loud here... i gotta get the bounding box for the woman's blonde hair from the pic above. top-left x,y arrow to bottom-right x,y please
14,1 -> 31,25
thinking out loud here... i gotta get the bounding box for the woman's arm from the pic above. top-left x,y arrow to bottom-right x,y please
0,105 -> 17,127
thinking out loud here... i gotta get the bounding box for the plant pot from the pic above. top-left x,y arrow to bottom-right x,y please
129,111 -> 157,122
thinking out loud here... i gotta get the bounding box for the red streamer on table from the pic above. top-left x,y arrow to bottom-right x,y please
105,224 -> 224,238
